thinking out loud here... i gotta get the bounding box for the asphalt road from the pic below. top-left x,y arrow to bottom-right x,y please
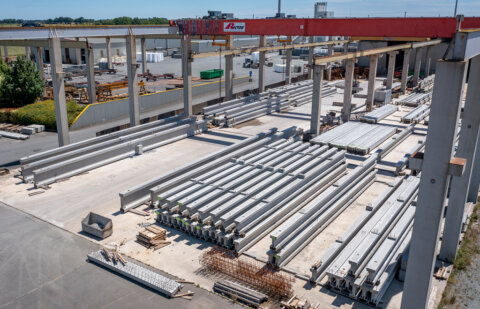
0,202 -> 242,309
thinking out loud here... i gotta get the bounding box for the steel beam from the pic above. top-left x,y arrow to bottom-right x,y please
85,47 -> 97,104
141,37 -> 147,74
439,56 -> 480,262
126,34 -> 140,126
366,55 -> 379,112
401,59 -> 468,309
401,49 -> 411,93
259,35 -> 266,92
342,58 -> 355,122
106,37 -> 112,69
48,36 -> 70,146
182,35 -> 193,116
386,51 -> 397,89
225,35 -> 234,100
310,65 -> 324,135
413,47 -> 423,87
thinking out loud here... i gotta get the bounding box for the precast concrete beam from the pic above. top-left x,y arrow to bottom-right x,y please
412,47 -> 424,87
310,64 -> 325,136
225,35 -> 234,101
141,37 -> 147,74
182,35 -> 193,116
439,56 -> 480,262
386,51 -> 398,89
401,49 -> 411,93
48,36 -> 70,146
106,37 -> 112,69
342,58 -> 355,122
366,54 -> 379,111
401,59 -> 468,309
85,47 -> 97,104
259,35 -> 266,92
126,34 -> 140,126
308,36 -> 314,80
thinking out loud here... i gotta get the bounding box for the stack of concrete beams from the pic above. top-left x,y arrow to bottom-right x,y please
401,105 -> 430,123
376,124 -> 415,159
267,155 -> 377,267
312,175 -> 419,306
311,122 -> 397,155
20,115 -> 207,187
150,127 -> 348,253
203,80 -> 336,127
416,74 -> 435,91
213,281 -> 268,307
397,92 -> 432,107
360,104 -> 398,124
0,130 -> 29,140
395,139 -> 426,175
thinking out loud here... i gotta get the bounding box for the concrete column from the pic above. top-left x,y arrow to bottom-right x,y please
413,47 -> 423,86
141,37 -> 147,74
75,38 -> 82,65
310,65 -> 325,136
401,60 -> 468,309
3,46 -> 8,61
181,35 -> 193,116
401,49 -> 411,93
342,58 -> 355,123
285,39 -> 292,85
126,34 -> 140,126
366,54 -> 379,112
424,46 -> 432,77
48,37 -> 70,146
307,36 -> 314,80
259,35 -> 266,92
326,43 -> 334,80
468,134 -> 480,203
25,47 -> 30,60
439,56 -> 480,263
342,42 -> 349,69
0,46 -> 2,58
106,37 -> 112,69
35,47 -> 45,80
225,35 -> 234,101
386,51 -> 397,89
85,47 -> 97,104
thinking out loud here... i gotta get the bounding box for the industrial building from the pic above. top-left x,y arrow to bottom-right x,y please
1,2 -> 480,309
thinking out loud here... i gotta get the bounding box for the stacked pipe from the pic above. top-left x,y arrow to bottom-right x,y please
267,155 -> 377,267
360,104 -> 398,124
401,105 -> 430,123
20,115 -> 207,187
313,175 -> 419,306
397,92 -> 432,107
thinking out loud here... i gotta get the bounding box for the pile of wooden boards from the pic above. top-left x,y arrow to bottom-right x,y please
136,225 -> 170,250
102,248 -> 127,265
281,295 -> 319,309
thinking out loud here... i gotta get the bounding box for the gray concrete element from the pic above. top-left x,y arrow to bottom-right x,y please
35,46 -> 45,80
141,37 -> 147,74
75,38 -> 82,65
308,37 -> 314,80
106,37 -> 112,69
225,36 -> 234,101
0,130 -> 29,140
285,48 -> 292,84
126,35 -> 140,127
342,58 -> 355,122
86,47 -> 97,104
401,60 -> 468,309
327,43 -> 334,80
439,56 -> 480,262
386,52 -> 397,89
24,46 -> 30,59
310,65 -> 324,135
49,36 -> 70,146
259,36 -> 266,92
468,134 -> 480,203
81,212 -> 113,239
3,45 -> 7,60
182,35 -> 193,116
401,49 -> 411,93
412,47 -> 423,87
366,55 -> 379,112
424,46 -> 432,77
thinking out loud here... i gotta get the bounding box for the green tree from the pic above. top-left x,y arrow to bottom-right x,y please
0,56 -> 44,107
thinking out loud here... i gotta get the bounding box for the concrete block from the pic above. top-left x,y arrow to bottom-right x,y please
21,127 -> 36,135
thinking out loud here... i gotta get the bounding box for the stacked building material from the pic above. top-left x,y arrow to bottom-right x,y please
213,280 -> 268,307
395,139 -> 426,175
310,122 -> 396,155
401,105 -> 430,123
376,124 -> 415,159
397,92 -> 432,107
136,225 -> 168,249
416,74 -> 435,91
310,175 -> 419,306
20,115 -> 207,187
360,104 -> 398,123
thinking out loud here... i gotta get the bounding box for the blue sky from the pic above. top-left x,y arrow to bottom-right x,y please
1,0 -> 479,19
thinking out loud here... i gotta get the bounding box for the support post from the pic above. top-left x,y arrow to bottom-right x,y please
401,60 -> 468,309
181,35 -> 193,116
326,42 -> 334,80
126,34 -> 140,126
401,49 -> 411,93
141,37 -> 147,74
285,38 -> 292,84
310,65 -> 325,136
366,54 -> 379,112
75,38 -> 82,65
424,46 -> 432,77
35,47 -> 45,80
439,56 -> 480,263
413,47 -> 423,86
106,37 -> 112,69
468,135 -> 480,202
342,42 -> 349,69
342,58 -> 355,123
259,35 -> 266,92
3,46 -> 8,61
386,51 -> 397,89
307,36 -> 314,80
48,37 -> 70,146
225,35 -> 234,101
25,47 -> 30,60
85,47 -> 97,104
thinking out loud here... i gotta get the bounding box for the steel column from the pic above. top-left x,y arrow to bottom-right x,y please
366,55 -> 379,112
141,37 -> 147,74
342,58 -> 355,123
424,46 -> 432,77
310,65 -> 325,136
48,37 -> 70,146
413,47 -> 423,86
85,47 -> 97,104
225,35 -> 234,101
106,37 -> 112,69
401,49 -> 411,93
468,134 -> 480,202
439,56 -> 480,263
386,51 -> 397,89
285,42 -> 292,85
126,34 -> 140,126
401,60 -> 468,309
182,35 -> 193,116
259,35 -> 266,92
308,36 -> 314,79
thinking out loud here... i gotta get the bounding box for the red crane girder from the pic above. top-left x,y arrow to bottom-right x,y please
176,17 -> 480,38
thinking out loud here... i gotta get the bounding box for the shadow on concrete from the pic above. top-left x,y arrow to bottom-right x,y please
203,131 -> 248,140
189,135 -> 235,147
268,113 -> 311,122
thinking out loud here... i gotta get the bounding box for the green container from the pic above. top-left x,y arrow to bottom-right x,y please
200,69 -> 224,79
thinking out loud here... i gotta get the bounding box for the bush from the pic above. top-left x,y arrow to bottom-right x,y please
9,100 -> 84,130
0,56 -> 44,107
